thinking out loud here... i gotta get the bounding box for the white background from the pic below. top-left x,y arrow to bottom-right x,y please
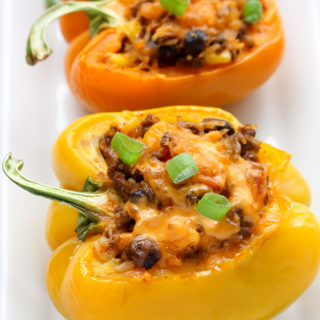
1,0 -> 320,319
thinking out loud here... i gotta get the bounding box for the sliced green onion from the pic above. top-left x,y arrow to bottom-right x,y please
166,153 -> 199,184
111,132 -> 145,165
160,0 -> 190,17
243,0 -> 262,23
196,193 -> 231,221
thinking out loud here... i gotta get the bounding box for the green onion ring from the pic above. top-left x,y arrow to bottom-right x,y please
196,193 -> 231,221
166,153 -> 199,184
243,0 -> 263,23
160,0 -> 190,17
111,132 -> 145,165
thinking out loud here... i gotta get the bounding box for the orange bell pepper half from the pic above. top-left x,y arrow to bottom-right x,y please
3,106 -> 319,320
27,0 -> 284,112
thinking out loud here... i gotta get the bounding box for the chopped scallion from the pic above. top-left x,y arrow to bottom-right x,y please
160,0 -> 190,17
166,153 -> 199,184
196,193 -> 231,221
243,0 -> 263,23
111,132 -> 145,165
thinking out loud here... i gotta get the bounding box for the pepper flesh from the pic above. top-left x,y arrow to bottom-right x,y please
46,106 -> 319,320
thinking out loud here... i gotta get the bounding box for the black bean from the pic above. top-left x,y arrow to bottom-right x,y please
129,182 -> 155,203
157,45 -> 179,67
178,118 -> 235,136
202,118 -> 235,136
129,190 -> 147,202
183,30 -> 208,56
216,122 -> 235,135
126,236 -> 161,269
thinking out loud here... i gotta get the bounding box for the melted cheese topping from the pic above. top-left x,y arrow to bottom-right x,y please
102,118 -> 269,267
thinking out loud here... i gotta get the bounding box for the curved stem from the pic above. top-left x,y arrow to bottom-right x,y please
26,0 -> 122,65
2,153 -> 113,220
45,0 -> 60,8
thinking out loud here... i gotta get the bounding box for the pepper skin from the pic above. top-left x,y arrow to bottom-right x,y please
45,106 -> 319,320
29,0 -> 284,112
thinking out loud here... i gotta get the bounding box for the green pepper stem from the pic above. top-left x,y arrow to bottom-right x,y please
26,0 -> 122,65
2,154 -> 113,220
45,0 -> 60,8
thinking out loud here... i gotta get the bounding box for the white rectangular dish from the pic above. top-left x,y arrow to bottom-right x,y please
1,0 -> 320,319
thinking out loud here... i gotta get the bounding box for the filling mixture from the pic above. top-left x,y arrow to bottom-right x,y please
104,0 -> 265,69
89,113 -> 270,273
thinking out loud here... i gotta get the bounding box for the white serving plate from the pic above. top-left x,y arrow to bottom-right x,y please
0,0 -> 320,319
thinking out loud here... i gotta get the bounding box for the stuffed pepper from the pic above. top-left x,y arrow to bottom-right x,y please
3,106 -> 319,320
28,0 -> 284,111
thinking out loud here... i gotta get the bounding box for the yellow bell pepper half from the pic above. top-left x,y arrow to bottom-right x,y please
46,106 -> 319,320
3,106 -> 319,320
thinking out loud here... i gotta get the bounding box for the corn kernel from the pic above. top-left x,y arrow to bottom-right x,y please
108,53 -> 131,67
205,49 -> 232,65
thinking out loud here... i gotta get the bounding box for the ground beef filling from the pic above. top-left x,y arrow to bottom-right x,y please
105,0 -> 265,69
96,115 -> 268,270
